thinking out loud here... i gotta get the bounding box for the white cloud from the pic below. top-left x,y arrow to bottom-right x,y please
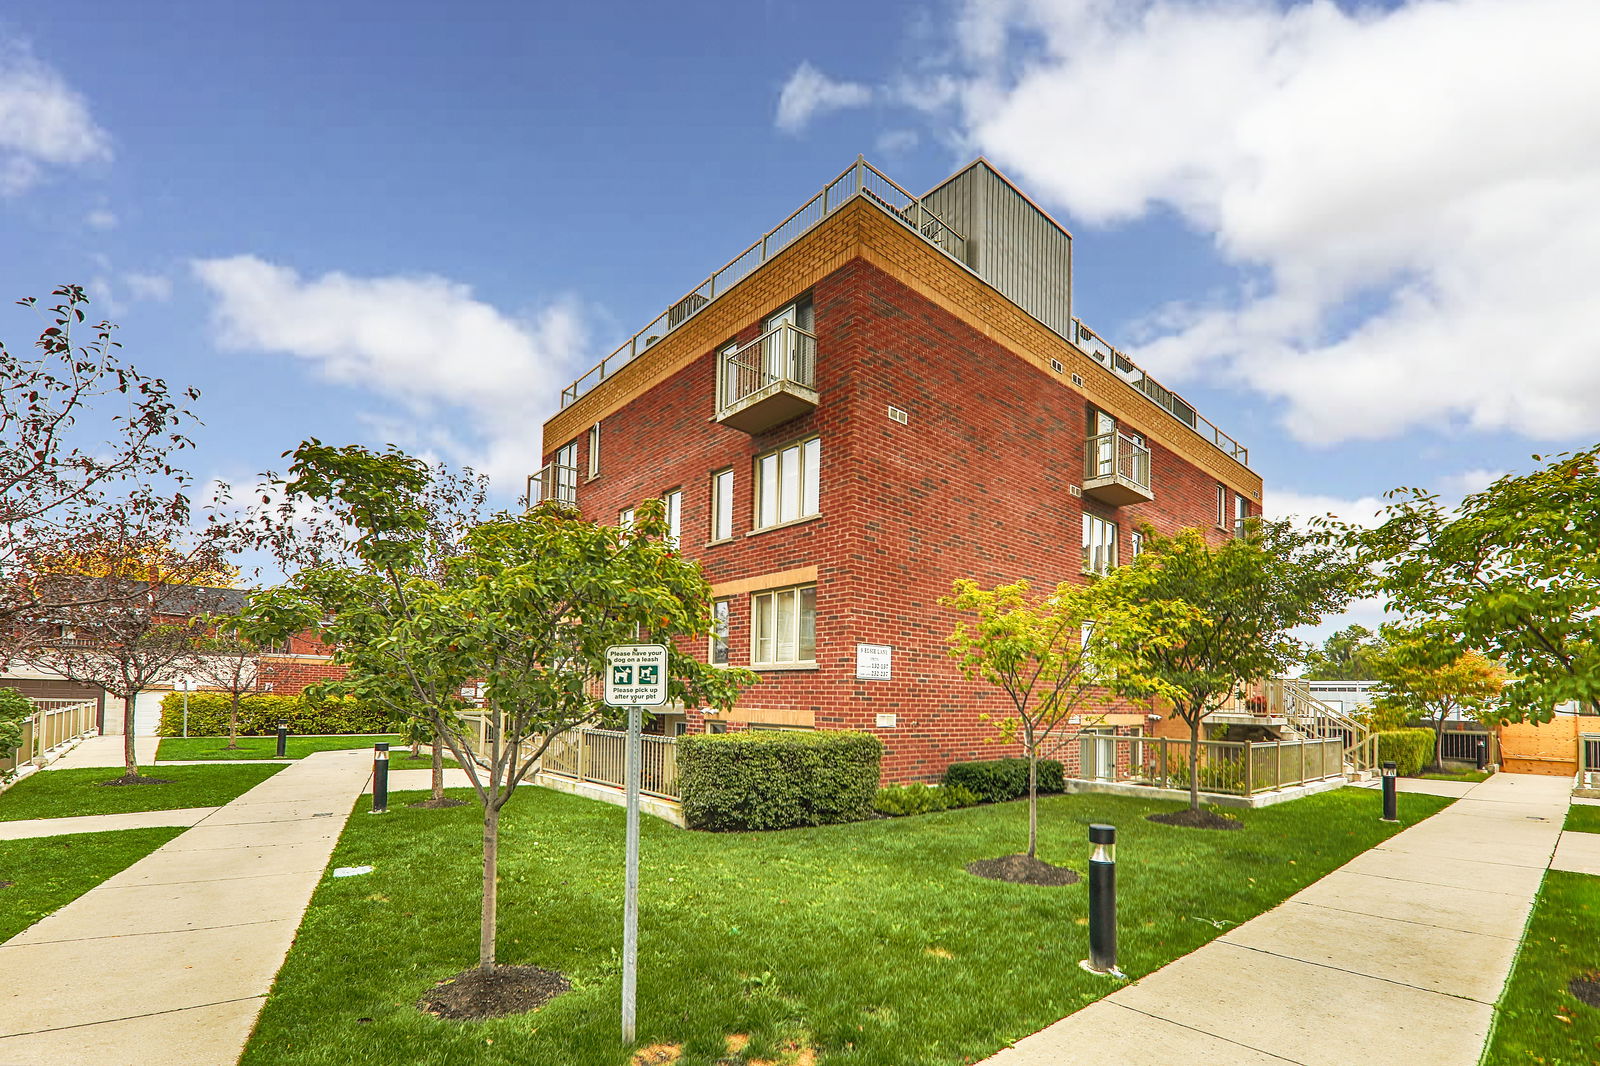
776,62 -> 873,133
124,272 -> 172,302
916,0 -> 1600,445
192,256 -> 588,488
1262,487 -> 1386,530
875,128 -> 920,156
85,208 -> 117,229
0,42 -> 111,194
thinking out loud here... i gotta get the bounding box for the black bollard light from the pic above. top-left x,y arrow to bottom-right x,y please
1380,760 -> 1398,822
275,721 -> 288,758
372,742 -> 390,814
1476,739 -> 1488,771
1084,823 -> 1122,977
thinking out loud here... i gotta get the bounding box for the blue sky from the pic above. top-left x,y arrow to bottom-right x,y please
4,0 -> 1598,635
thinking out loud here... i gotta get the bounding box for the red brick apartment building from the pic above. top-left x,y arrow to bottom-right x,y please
531,159 -> 1263,784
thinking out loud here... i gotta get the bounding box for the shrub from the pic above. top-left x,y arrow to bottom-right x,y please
1375,728 -> 1435,776
941,757 -> 1064,803
873,782 -> 980,817
158,692 -> 391,737
679,730 -> 883,831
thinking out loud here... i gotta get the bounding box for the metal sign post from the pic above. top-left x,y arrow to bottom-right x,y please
176,679 -> 195,738
604,644 -> 668,1046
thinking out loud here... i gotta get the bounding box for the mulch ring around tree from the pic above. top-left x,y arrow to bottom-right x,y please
417,965 -> 570,1021
409,797 -> 469,809
97,773 -> 174,787
1569,971 -> 1600,1008
1146,809 -> 1244,831
965,853 -> 1080,886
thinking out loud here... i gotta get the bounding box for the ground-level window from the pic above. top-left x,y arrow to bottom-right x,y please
711,468 -> 733,541
1083,513 -> 1117,574
752,584 -> 816,667
709,598 -> 730,666
706,720 -> 729,734
755,437 -> 820,529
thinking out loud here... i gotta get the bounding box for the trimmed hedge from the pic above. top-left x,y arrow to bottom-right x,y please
1375,728 -> 1435,776
941,757 -> 1064,803
874,782 -> 980,817
679,729 -> 884,831
158,692 -> 391,738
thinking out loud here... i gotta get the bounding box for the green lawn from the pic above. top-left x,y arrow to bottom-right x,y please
1421,769 -> 1493,783
1565,805 -> 1600,835
243,785 -> 1451,1066
0,763 -> 284,821
1484,870 -> 1600,1064
155,735 -> 457,772
0,827 -> 184,941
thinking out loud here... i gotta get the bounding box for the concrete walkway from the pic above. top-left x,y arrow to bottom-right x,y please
979,772 -> 1571,1066
0,807 -> 220,841
40,734 -> 159,771
0,748 -> 373,1065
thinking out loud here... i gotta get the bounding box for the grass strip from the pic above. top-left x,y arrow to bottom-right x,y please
243,784 -> 1450,1066
1420,769 -> 1492,783
0,763 -> 284,821
1484,869 -> 1600,1064
1564,805 -> 1600,835
0,827 -> 184,941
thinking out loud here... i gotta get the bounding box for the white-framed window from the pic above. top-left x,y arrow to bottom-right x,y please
1083,513 -> 1117,574
1216,483 -> 1228,528
555,441 -> 578,504
1130,530 -> 1145,559
1234,495 -> 1248,537
755,437 -> 820,529
587,423 -> 601,478
618,507 -> 634,532
707,720 -> 729,734
709,598 -> 730,666
711,468 -> 733,541
663,489 -> 682,548
752,584 -> 816,667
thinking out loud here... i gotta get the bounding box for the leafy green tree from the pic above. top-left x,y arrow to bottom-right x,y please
0,687 -> 34,779
1116,520 -> 1365,813
189,622 -> 262,750
943,576 -> 1193,858
1360,446 -> 1600,721
1366,626 -> 1506,770
1300,624 -> 1388,681
244,442 -> 753,974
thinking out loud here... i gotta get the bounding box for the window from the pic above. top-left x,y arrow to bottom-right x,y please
1130,530 -> 1144,559
663,489 -> 682,548
751,585 -> 816,667
707,721 -> 729,734
710,469 -> 733,541
618,507 -> 634,532
1083,513 -> 1117,574
554,441 -> 578,504
1234,495 -> 1249,537
709,598 -> 730,666
1216,483 -> 1228,528
755,437 -> 820,529
587,423 -> 601,478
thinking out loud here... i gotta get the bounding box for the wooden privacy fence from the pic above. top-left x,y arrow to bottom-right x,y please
1081,734 -> 1347,797
453,716 -> 681,801
1,699 -> 98,775
1500,715 -> 1600,776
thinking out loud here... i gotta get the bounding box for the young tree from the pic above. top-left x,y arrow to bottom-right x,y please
1116,521 -> 1365,815
189,622 -> 262,750
1366,626 -> 1506,770
943,576 -> 1193,859
1,286 -> 203,654
244,443 -> 753,977
1360,445 -> 1600,721
1300,624 -> 1389,681
0,687 -> 33,780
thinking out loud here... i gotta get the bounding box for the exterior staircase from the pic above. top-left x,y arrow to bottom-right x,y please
1217,678 -> 1379,777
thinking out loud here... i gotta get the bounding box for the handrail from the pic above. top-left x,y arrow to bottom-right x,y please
559,157 -> 965,410
1084,431 -> 1152,489
525,461 -> 579,508
718,322 -> 817,412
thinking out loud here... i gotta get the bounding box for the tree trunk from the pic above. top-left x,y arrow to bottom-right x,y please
227,691 -> 241,749
1026,737 -> 1039,860
431,739 -> 444,802
123,693 -> 138,772
1433,715 -> 1447,773
1188,714 -> 1201,813
479,802 -> 499,972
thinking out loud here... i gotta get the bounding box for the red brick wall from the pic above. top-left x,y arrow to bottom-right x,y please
547,256 -> 1254,783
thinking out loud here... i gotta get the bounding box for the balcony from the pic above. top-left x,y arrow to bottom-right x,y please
714,322 -> 818,434
1082,432 -> 1153,505
525,461 -> 579,509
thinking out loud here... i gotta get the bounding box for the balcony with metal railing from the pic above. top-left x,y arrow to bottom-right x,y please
714,322 -> 818,434
1083,431 -> 1154,505
524,461 -> 579,509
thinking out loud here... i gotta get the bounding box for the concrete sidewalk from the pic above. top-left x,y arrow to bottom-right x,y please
0,807 -> 220,841
980,772 -> 1570,1066
0,748 -> 373,1065
40,734 -> 159,771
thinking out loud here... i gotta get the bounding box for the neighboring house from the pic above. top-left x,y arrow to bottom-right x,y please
528,157 -> 1262,784
1304,680 -> 1383,719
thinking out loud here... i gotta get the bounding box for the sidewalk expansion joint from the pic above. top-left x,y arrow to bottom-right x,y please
2,916 -> 294,948
1222,940 -> 1494,1004
1282,899 -> 1523,942
1111,1002 -> 1308,1064
0,994 -> 266,1039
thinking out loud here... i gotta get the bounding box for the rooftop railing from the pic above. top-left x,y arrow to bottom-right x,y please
559,157 -> 966,410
